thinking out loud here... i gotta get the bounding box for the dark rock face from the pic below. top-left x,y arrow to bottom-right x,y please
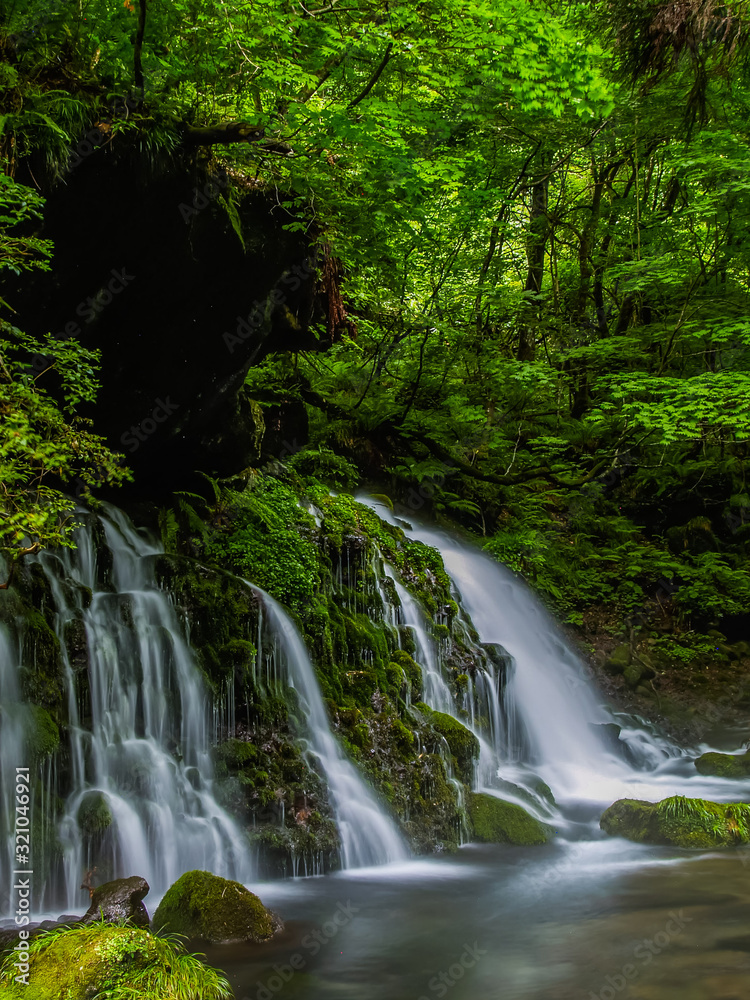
81,875 -> 150,927
10,150 -> 320,491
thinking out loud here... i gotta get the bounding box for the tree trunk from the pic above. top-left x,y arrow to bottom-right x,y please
517,151 -> 549,362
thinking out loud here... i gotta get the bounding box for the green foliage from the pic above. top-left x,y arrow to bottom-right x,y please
198,474 -> 318,612
0,175 -> 129,572
0,919 -> 231,999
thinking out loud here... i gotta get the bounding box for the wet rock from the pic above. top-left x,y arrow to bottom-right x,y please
80,875 -> 150,927
592,723 -> 639,766
468,792 -> 554,846
600,795 -> 750,848
694,749 -> 750,779
152,870 -> 281,944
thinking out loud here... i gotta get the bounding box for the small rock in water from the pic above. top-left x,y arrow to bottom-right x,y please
81,875 -> 150,927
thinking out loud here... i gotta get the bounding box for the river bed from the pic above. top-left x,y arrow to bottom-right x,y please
206,843 -> 750,1000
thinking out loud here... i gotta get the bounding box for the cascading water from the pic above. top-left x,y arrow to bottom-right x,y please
358,495 -> 750,827
35,507 -> 252,909
0,628 -> 27,915
250,587 -> 409,868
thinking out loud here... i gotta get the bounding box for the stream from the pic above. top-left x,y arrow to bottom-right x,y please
2,498 -> 749,999
206,845 -> 749,1000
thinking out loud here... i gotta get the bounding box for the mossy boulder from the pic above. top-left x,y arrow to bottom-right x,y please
152,870 -> 279,944
603,643 -> 631,675
600,795 -> 750,848
468,792 -> 553,845
76,792 -> 113,836
426,709 -> 479,783
0,923 -> 230,999
694,749 -> 750,779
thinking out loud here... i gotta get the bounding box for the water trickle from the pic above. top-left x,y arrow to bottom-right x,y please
36,507 -> 252,909
250,586 -> 409,869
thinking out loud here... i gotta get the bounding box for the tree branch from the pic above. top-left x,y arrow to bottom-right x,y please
347,42 -> 393,110
182,122 -> 266,146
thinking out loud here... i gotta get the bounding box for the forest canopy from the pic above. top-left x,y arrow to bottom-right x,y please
1,0 -> 750,634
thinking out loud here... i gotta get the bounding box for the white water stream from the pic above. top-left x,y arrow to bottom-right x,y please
358,495 -> 750,828
36,508 -> 252,909
250,587 -> 408,868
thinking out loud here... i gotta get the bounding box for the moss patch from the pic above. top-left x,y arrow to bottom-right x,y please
694,749 -> 750,779
430,711 -> 479,783
0,921 -> 231,999
600,795 -> 750,848
468,792 -> 553,845
25,705 -> 60,761
152,870 -> 278,943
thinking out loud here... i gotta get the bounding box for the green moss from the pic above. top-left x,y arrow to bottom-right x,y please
153,870 -> 277,944
429,711 -> 479,783
603,643 -> 631,675
694,749 -> 750,779
389,718 -> 415,755
76,791 -> 113,836
16,608 -> 63,712
600,795 -> 750,848
0,921 -> 231,999
390,650 -> 422,700
25,705 -> 60,761
216,738 -> 258,769
468,792 -> 553,845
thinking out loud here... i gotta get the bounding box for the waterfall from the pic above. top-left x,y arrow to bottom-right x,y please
0,628 -> 26,915
251,587 -> 409,868
35,507 -> 252,910
358,495 -> 750,822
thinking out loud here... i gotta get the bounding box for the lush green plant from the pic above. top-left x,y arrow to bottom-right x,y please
0,919 -> 231,999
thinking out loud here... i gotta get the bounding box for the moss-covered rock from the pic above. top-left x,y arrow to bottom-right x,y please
0,922 -> 231,999
390,650 -> 422,701
604,643 -> 631,675
468,792 -> 553,845
694,749 -> 750,779
600,795 -> 750,848
24,705 -> 60,761
76,792 -> 113,836
152,870 -> 279,943
416,705 -> 479,783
